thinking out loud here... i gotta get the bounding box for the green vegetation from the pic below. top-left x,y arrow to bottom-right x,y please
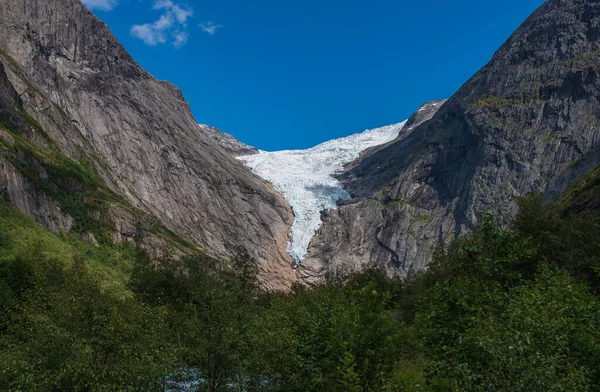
0,202 -> 138,294
571,49 -> 600,72
0,63 -> 132,243
470,95 -> 516,110
0,50 -> 48,99
383,199 -> 408,209
562,164 -> 600,208
21,111 -> 43,132
566,157 -> 582,169
0,123 -> 123,241
415,214 -> 431,223
52,103 -> 68,121
1,172 -> 600,390
154,226 -> 203,253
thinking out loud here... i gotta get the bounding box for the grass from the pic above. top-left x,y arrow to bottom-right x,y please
566,157 -> 583,169
470,96 -> 516,110
0,121 -> 120,242
22,111 -> 43,131
561,163 -> 600,208
384,199 -> 408,209
571,49 -> 600,72
0,202 -> 137,295
53,103 -> 68,121
2,114 -> 202,259
416,215 -> 431,224
154,226 -> 204,255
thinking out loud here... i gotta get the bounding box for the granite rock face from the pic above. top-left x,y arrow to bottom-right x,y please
0,155 -> 74,234
300,0 -> 600,283
399,100 -> 447,136
0,0 -> 295,290
342,101 -> 447,174
298,101 -> 445,283
0,58 -> 74,234
199,124 -> 259,157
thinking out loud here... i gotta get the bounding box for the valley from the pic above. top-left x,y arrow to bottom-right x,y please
1,0 -> 600,390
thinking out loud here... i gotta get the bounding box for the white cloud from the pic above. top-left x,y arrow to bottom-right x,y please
130,23 -> 167,46
172,31 -> 189,48
130,0 -> 193,48
199,21 -> 223,36
154,14 -> 174,30
152,0 -> 173,9
153,0 -> 193,23
82,0 -> 118,11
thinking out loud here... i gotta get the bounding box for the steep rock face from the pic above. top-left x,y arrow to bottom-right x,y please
199,124 -> 259,156
298,102 -> 444,283
399,100 -> 447,136
342,101 -> 446,173
301,0 -> 600,283
240,121 -> 406,262
0,58 -> 74,234
0,0 -> 295,290
0,155 -> 74,234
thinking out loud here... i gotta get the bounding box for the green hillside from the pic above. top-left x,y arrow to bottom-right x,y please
1,168 -> 600,390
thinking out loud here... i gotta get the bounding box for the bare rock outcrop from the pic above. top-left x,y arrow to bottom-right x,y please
301,0 -> 600,283
0,155 -> 74,233
299,101 -> 445,283
0,0 -> 295,290
199,124 -> 259,157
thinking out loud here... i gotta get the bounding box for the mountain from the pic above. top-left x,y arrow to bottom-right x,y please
298,0 -> 600,283
199,124 -> 259,156
342,101 -> 446,173
239,121 -> 407,261
3,0 -> 600,292
0,0 -> 295,290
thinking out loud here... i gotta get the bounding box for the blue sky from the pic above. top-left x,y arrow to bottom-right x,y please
84,0 -> 546,151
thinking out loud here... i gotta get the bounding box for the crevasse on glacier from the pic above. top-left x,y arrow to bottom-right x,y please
239,121 -> 407,262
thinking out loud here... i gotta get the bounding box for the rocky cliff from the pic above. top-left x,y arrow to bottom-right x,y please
199,124 -> 259,156
300,0 -> 600,283
0,0 -> 295,290
342,101 -> 446,173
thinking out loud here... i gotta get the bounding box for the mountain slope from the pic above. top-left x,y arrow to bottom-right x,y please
199,124 -> 259,156
240,121 -> 406,261
0,0 -> 295,290
300,0 -> 600,283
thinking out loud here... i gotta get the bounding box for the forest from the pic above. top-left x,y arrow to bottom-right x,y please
1,168 -> 600,391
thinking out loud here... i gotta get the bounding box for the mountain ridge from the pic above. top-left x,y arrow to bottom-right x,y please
0,0 -> 296,290
299,0 -> 600,283
199,124 -> 260,157
2,0 -> 600,291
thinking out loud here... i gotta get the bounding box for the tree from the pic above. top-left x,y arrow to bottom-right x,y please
337,350 -> 363,392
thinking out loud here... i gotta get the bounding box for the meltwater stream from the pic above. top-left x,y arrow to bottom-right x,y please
239,121 -> 406,262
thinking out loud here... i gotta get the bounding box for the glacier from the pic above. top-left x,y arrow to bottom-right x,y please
239,121 -> 407,262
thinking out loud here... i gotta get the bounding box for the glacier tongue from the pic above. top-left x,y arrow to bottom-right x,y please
239,121 -> 407,262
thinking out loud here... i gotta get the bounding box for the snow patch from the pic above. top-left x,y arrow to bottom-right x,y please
239,121 -> 406,262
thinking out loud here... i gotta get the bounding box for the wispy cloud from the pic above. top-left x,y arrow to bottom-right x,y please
199,21 -> 223,36
82,0 -> 118,11
130,0 -> 193,48
172,31 -> 189,48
